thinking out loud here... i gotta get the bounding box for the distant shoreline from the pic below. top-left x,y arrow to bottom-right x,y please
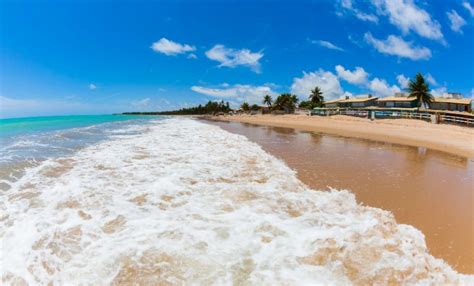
203,114 -> 474,158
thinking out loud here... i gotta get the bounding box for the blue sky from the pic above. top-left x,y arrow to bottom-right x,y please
1,0 -> 473,118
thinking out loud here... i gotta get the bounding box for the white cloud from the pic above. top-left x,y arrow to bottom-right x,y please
187,53 -> 198,59
335,65 -> 369,84
431,86 -> 447,97
463,1 -> 474,17
89,83 -> 97,90
471,88 -> 474,98
368,77 -> 401,96
447,10 -> 466,33
425,73 -> 437,86
205,45 -> 263,73
313,40 -> 345,51
291,70 -> 344,100
397,73 -> 435,89
355,11 -> 379,22
370,0 -> 444,41
191,84 -> 276,104
339,0 -> 379,22
151,38 -> 196,56
364,33 -> 431,60
396,74 -> 409,88
343,91 -> 354,98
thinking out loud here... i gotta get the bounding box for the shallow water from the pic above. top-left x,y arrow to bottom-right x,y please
0,115 -> 160,189
1,117 -> 470,284
208,120 -> 474,274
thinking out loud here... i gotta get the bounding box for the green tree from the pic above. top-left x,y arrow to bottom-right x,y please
263,95 -> 273,107
274,93 -> 299,113
299,100 -> 314,109
309,86 -> 324,107
250,104 -> 260,111
241,102 -> 250,112
408,73 -> 433,108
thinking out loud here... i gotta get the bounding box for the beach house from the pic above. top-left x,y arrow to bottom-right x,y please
323,95 -> 378,108
338,94 -> 378,108
324,98 -> 343,108
430,93 -> 472,113
377,93 -> 418,108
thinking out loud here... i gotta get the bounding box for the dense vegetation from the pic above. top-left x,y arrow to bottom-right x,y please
123,100 -> 231,115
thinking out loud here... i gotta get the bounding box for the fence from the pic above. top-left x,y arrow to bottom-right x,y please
372,111 -> 432,121
440,114 -> 474,125
310,108 -> 473,126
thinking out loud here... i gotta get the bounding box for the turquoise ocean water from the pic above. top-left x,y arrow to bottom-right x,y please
0,114 -> 161,189
0,114 -> 152,137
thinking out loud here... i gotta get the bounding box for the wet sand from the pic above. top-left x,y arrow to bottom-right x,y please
206,120 -> 474,274
207,114 -> 474,158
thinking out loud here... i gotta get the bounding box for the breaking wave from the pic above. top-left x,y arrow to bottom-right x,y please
1,118 -> 470,285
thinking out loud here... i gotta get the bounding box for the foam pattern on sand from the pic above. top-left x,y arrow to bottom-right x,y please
0,118 -> 470,285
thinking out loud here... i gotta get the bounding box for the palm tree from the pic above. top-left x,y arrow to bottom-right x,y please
263,95 -> 273,107
274,93 -> 299,113
240,102 -> 250,112
309,86 -> 324,107
407,73 -> 433,109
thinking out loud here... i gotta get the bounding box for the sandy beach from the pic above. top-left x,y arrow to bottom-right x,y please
206,114 -> 474,158
206,119 -> 474,273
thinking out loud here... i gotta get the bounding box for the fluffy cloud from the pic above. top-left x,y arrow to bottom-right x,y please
396,74 -> 409,88
291,65 -> 405,99
89,83 -> 97,90
151,38 -> 196,56
335,65 -> 369,84
364,33 -> 431,60
339,0 -> 379,22
191,84 -> 276,104
425,73 -> 437,86
291,70 -> 344,100
368,77 -> 401,96
447,10 -> 466,33
205,45 -> 263,73
396,73 -> 435,89
370,0 -> 444,41
463,1 -> 474,17
313,40 -> 345,51
431,86 -> 447,97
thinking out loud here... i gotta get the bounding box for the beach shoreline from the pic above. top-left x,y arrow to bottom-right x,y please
203,114 -> 474,158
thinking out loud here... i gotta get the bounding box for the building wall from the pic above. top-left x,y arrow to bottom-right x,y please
378,101 -> 417,108
431,102 -> 471,112
340,99 -> 377,108
323,99 -> 471,113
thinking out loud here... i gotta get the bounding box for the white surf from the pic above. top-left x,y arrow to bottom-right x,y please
1,118 -> 470,285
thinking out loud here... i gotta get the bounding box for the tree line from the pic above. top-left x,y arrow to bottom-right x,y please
123,100 -> 231,115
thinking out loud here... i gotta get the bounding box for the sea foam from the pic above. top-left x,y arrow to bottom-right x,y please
0,118 -> 470,285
